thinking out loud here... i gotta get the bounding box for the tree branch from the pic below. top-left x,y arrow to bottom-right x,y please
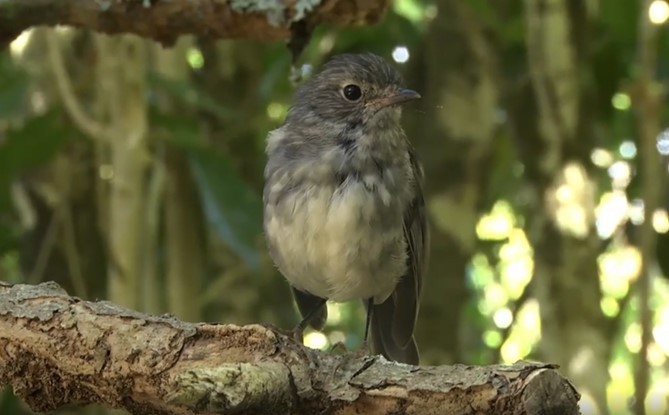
0,0 -> 390,47
631,1 -> 664,414
0,280 -> 581,414
46,32 -> 112,142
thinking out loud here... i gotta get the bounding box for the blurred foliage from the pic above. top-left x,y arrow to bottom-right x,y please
1,0 -> 669,414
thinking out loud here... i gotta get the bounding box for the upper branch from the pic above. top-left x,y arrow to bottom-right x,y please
0,281 -> 581,414
0,0 -> 391,47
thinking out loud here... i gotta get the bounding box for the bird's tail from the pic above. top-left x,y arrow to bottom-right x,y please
367,298 -> 420,365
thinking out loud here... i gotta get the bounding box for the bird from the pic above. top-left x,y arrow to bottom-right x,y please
262,52 -> 428,365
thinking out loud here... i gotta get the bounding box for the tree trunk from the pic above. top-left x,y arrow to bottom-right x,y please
97,35 -> 150,311
405,0 -> 500,364
508,1 -> 609,412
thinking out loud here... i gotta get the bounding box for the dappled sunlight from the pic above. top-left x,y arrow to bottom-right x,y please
608,360 -> 634,411
649,0 -> 669,25
600,296 -> 620,318
609,161 -> 633,188
9,29 -> 33,58
326,302 -> 344,324
304,331 -> 329,350
482,282 -> 508,313
595,191 -> 628,238
611,93 -> 632,111
591,148 -> 615,168
578,391 -> 601,415
657,129 -> 669,155
653,302 -> 669,355
186,47 -> 204,69
474,184 -> 669,409
546,162 -> 595,238
625,322 -> 642,354
328,330 -> 346,346
648,342 -> 666,367
652,209 -> 669,233
499,230 -> 533,300
392,46 -> 410,64
476,200 -> 516,241
499,299 -> 540,363
620,141 -> 637,159
599,246 -> 640,298
492,307 -> 513,329
392,0 -> 433,24
646,380 -> 669,414
266,102 -> 288,122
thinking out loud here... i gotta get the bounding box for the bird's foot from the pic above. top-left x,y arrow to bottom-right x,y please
329,340 -> 372,358
328,341 -> 349,355
352,340 -> 372,360
330,341 -> 377,377
292,327 -> 305,345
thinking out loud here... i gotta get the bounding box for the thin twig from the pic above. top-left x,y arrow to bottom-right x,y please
45,31 -> 111,142
60,204 -> 88,299
27,214 -> 58,285
141,157 -> 166,315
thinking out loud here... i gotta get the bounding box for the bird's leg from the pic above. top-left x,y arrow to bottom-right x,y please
363,297 -> 373,347
330,298 -> 375,357
292,298 -> 326,344
349,297 -> 374,357
330,298 -> 375,376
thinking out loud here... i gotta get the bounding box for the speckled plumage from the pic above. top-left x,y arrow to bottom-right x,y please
263,53 -> 428,364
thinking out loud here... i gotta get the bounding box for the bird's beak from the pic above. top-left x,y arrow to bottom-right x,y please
371,89 -> 422,109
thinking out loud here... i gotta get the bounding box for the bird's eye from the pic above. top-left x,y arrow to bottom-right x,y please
342,84 -> 362,101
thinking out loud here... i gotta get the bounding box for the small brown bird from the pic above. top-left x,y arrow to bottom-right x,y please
263,53 -> 428,364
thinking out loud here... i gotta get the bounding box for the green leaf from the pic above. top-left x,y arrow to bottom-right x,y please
187,148 -> 263,270
150,109 -> 204,150
0,111 -> 73,176
600,1 -> 638,47
154,112 -> 263,268
0,223 -> 18,254
0,52 -> 29,118
0,387 -> 20,414
0,111 -> 73,241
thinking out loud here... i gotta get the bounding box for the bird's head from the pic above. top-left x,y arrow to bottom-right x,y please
286,53 -> 421,129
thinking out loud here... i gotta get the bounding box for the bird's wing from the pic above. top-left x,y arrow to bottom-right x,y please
369,146 -> 428,364
392,146 -> 428,347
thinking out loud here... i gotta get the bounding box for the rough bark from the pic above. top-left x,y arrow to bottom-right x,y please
0,280 -> 580,415
0,0 -> 390,47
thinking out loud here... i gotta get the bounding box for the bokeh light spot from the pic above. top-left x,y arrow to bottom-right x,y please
619,141 -> 637,159
493,307 -> 513,329
612,92 -> 631,110
483,330 -> 502,348
657,129 -> 669,155
649,0 -> 669,24
591,148 -> 613,168
392,46 -> 410,64
186,47 -> 204,69
304,332 -> 328,350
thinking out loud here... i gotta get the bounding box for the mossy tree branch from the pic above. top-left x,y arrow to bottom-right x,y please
0,0 -> 390,47
0,281 -> 582,415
